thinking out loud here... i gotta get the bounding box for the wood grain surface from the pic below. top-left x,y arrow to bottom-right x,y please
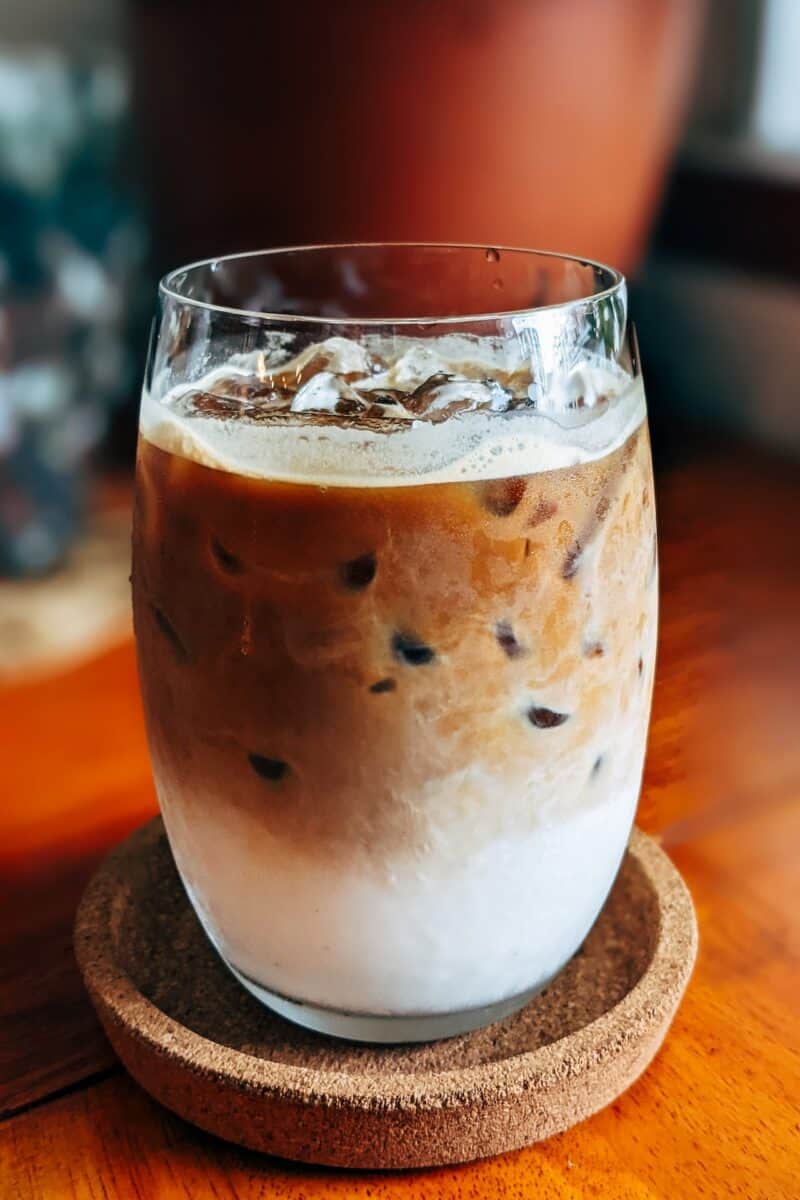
1,445 -> 799,1198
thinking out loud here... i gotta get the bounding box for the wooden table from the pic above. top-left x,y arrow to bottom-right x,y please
2,446 -> 799,1199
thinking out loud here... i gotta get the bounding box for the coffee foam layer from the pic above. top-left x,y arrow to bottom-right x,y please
141,336 -> 646,487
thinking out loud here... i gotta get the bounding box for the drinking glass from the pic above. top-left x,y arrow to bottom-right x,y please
132,245 -> 657,1042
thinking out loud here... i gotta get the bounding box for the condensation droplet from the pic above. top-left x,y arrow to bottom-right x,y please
485,248 -> 501,263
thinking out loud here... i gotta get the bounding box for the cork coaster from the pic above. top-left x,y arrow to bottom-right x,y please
74,818 -> 696,1170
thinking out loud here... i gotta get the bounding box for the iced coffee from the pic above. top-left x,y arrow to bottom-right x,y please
133,249 -> 657,1041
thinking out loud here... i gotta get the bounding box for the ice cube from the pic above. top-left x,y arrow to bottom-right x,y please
361,346 -> 446,393
291,371 -> 366,414
208,373 -> 287,402
266,336 -> 374,391
179,379 -> 293,420
533,359 -> 624,412
404,375 -> 514,421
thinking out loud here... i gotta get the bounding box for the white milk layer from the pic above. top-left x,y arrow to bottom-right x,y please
158,767 -> 641,1015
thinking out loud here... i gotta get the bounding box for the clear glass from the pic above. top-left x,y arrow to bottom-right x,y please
132,244 -> 657,1043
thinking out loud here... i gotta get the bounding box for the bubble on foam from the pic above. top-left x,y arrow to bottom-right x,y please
142,335 -> 646,487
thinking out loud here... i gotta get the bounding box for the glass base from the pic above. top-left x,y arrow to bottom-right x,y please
225,959 -> 542,1044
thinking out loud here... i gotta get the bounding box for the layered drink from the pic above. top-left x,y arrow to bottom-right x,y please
133,320 -> 657,1041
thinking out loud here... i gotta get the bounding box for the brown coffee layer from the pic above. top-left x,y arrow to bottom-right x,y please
132,422 -> 656,861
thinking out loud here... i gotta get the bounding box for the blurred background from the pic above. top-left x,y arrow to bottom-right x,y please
0,0 -> 798,678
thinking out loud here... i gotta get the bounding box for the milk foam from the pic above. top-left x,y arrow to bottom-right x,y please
141,335 -> 646,487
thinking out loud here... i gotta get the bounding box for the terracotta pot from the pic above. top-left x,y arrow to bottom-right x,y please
132,0 -> 704,274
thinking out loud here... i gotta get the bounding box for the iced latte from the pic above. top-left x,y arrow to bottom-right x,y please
133,248 -> 657,1041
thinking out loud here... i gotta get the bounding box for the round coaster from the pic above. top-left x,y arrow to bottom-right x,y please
74,819 -> 697,1170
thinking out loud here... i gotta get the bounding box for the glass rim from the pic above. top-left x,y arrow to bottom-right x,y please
158,242 -> 626,328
